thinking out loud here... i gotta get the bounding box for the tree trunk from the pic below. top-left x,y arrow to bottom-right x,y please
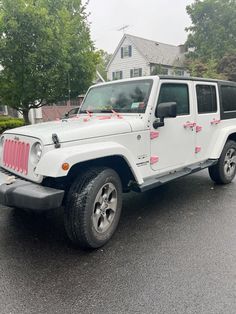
22,109 -> 30,124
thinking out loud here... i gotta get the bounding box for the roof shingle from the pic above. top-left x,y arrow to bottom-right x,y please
125,34 -> 186,67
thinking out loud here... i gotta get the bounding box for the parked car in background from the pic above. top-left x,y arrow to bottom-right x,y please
63,107 -> 80,119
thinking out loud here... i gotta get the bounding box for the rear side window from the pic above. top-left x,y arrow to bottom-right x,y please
221,85 -> 236,112
158,83 -> 189,115
196,85 -> 217,114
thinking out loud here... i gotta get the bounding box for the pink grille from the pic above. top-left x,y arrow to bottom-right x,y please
3,139 -> 30,174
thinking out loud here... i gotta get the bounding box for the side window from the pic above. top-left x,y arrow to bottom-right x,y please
158,83 -> 190,115
196,85 -> 217,114
221,85 -> 236,112
112,71 -> 123,81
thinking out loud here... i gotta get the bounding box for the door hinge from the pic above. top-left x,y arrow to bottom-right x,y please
150,156 -> 159,164
150,131 -> 159,140
195,146 -> 201,154
211,119 -> 221,125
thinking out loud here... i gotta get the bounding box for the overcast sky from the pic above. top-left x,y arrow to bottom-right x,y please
84,0 -> 195,53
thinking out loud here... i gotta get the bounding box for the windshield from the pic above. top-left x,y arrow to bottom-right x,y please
81,80 -> 153,113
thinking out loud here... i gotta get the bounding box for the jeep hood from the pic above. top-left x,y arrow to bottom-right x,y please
4,115 -> 144,145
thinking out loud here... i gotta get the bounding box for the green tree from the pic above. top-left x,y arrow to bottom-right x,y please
218,54 -> 236,81
186,0 -> 236,60
185,58 -> 225,79
0,0 -> 100,123
185,0 -> 236,80
96,49 -> 112,81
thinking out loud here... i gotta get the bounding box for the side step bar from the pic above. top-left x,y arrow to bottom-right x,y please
132,159 -> 217,193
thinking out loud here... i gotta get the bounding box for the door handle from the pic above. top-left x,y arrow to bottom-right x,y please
196,125 -> 203,133
183,121 -> 196,129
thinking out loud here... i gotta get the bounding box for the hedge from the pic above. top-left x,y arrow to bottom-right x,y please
0,116 -> 25,133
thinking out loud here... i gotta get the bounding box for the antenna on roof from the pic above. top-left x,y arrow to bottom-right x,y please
117,25 -> 130,34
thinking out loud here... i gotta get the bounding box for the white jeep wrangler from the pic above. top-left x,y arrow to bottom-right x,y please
0,76 -> 236,248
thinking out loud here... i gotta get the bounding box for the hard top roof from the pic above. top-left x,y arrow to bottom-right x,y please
159,75 -> 236,85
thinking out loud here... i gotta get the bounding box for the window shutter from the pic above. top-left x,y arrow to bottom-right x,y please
120,71 -> 123,79
129,45 -> 132,57
121,47 -> 124,59
139,68 -> 142,76
112,72 -> 115,80
130,69 -> 133,78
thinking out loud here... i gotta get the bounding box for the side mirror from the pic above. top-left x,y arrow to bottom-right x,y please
157,102 -> 177,118
153,102 -> 177,128
64,112 -> 69,119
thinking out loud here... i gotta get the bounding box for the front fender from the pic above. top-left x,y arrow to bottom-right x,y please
210,126 -> 236,159
35,142 -> 144,184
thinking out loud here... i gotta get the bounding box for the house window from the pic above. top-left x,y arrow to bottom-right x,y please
112,71 -> 123,80
174,69 -> 185,76
196,85 -> 217,114
151,65 -> 169,75
161,68 -> 169,75
121,45 -> 132,58
130,68 -> 142,78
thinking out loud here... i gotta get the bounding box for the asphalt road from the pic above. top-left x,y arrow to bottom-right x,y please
0,170 -> 236,314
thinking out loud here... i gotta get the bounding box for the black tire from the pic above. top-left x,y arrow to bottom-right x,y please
209,140 -> 236,184
15,207 -> 48,217
64,167 -> 122,249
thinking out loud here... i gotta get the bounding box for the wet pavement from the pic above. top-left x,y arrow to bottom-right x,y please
0,170 -> 236,314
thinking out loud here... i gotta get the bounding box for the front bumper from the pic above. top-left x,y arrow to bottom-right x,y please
0,169 -> 64,211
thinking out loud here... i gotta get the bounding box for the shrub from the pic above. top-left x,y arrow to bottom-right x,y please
0,116 -> 25,133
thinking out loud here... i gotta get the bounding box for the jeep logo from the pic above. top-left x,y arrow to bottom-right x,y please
14,136 -> 20,141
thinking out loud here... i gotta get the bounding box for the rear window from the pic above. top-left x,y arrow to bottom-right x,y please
221,85 -> 236,112
196,85 -> 217,114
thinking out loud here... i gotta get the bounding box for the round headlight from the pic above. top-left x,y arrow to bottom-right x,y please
35,143 -> 42,159
31,142 -> 43,164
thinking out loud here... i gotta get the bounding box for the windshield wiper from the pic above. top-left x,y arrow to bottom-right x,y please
98,110 -> 113,113
79,109 -> 123,119
79,110 -> 92,114
80,109 -> 120,114
111,109 -> 123,119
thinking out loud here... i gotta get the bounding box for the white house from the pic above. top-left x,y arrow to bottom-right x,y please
107,34 -> 189,81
